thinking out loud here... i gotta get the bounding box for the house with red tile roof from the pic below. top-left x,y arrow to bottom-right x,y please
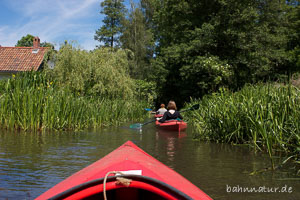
0,37 -> 50,79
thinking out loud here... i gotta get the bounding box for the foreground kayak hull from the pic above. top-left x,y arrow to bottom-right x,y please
156,120 -> 187,131
36,141 -> 211,200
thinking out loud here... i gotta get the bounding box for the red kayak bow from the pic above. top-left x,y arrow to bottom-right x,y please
36,141 -> 211,200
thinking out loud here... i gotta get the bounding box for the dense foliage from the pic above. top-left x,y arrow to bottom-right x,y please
146,0 -> 298,105
16,34 -> 35,47
120,1 -> 154,79
94,0 -> 299,106
16,34 -> 54,48
185,84 -> 300,170
0,44 -> 152,131
47,43 -> 135,99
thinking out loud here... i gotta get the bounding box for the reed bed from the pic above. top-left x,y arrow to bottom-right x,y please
0,72 -> 148,131
186,83 -> 300,169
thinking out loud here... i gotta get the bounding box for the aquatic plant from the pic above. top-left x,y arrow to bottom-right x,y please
186,83 -> 300,170
0,71 -> 148,131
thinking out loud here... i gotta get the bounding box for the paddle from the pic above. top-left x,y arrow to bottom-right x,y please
130,104 -> 199,129
144,108 -> 152,111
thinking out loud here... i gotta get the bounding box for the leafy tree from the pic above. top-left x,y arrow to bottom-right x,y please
50,43 -> 135,99
134,79 -> 157,103
120,1 -> 154,79
94,0 -> 126,48
140,0 -> 157,35
16,34 -> 34,47
40,42 -> 55,49
285,1 -> 300,74
149,0 -> 294,105
16,34 -> 55,49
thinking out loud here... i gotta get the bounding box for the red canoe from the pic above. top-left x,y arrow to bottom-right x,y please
36,141 -> 211,200
154,114 -> 163,118
156,120 -> 187,132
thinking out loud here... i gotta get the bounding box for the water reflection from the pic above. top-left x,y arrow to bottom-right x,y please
0,125 -> 299,200
155,129 -> 187,165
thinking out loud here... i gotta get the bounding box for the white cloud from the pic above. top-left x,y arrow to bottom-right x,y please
0,0 -> 102,50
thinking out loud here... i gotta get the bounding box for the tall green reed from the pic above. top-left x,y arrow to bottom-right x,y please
0,71 -> 148,131
186,83 -> 300,169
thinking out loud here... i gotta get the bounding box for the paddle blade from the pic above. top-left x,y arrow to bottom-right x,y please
144,108 -> 152,111
130,123 -> 143,129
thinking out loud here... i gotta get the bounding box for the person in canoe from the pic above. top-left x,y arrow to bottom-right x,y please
156,103 -> 167,115
158,101 -> 183,123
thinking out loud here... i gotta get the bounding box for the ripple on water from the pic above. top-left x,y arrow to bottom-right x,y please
0,128 -> 299,200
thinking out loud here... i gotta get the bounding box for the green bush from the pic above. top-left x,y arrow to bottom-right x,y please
47,44 -> 135,99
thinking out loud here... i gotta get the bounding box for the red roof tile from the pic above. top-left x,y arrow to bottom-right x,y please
0,47 -> 49,72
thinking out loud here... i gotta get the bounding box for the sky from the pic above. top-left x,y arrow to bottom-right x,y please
0,0 -> 129,50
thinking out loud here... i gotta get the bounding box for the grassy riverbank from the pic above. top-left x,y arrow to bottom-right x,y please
186,83 -> 300,171
0,72 -> 148,131
0,46 -> 151,131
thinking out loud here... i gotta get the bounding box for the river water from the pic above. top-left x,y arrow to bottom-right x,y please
0,122 -> 299,200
